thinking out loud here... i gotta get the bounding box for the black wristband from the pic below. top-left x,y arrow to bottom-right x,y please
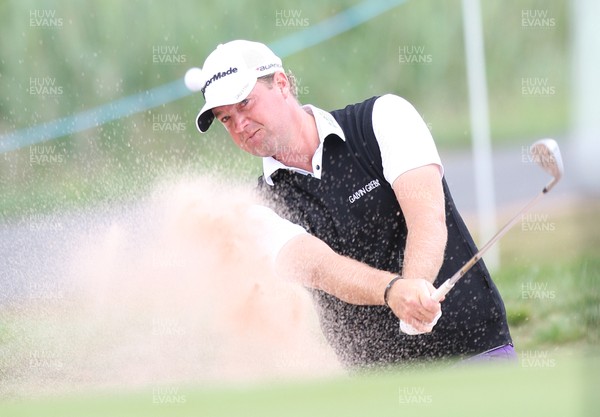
383,275 -> 402,307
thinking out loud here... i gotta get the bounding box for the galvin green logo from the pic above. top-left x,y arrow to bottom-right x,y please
348,179 -> 381,204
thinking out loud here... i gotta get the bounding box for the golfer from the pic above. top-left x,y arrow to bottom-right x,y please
193,40 -> 515,367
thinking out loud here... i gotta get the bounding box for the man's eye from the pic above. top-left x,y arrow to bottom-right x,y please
221,116 -> 230,123
240,98 -> 249,107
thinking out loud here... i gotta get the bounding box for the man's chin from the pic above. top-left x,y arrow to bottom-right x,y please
247,143 -> 275,158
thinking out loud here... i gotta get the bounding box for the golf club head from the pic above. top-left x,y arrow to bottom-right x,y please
529,138 -> 564,192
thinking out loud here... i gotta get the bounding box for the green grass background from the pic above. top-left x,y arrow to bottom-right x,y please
1,352 -> 598,417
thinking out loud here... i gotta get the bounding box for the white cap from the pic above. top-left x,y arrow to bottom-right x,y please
195,40 -> 283,133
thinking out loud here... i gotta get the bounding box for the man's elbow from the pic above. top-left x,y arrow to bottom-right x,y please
275,234 -> 333,289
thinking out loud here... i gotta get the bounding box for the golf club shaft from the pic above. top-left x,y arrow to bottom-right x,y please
431,186 -> 548,302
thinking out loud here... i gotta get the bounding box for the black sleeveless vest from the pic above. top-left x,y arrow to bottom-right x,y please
258,97 -> 512,367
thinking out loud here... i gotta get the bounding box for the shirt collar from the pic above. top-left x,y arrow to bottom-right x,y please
262,104 -> 345,185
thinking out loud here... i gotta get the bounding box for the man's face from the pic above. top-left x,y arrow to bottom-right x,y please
212,75 -> 292,158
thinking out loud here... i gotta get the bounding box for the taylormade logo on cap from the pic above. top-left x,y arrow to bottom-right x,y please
201,67 -> 238,95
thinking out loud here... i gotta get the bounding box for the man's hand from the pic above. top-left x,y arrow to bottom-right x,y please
386,278 -> 442,334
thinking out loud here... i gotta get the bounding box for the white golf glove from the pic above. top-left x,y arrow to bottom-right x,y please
399,311 -> 442,335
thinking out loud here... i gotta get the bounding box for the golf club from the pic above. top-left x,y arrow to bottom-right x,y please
400,138 -> 564,335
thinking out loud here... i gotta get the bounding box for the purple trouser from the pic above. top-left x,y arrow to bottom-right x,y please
462,344 -> 518,364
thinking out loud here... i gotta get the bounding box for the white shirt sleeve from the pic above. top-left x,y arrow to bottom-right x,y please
372,94 -> 444,186
246,204 -> 307,263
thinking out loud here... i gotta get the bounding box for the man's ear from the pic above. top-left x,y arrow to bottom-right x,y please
273,71 -> 290,98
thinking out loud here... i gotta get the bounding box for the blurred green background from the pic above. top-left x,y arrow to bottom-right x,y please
0,0 -> 570,216
1,0 -> 598,414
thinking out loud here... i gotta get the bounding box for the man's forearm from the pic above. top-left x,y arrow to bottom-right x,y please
401,218 -> 447,283
275,234 -> 394,305
275,233 -> 442,332
392,165 -> 448,283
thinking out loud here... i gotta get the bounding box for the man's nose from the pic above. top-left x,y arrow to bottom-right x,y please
232,113 -> 249,134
